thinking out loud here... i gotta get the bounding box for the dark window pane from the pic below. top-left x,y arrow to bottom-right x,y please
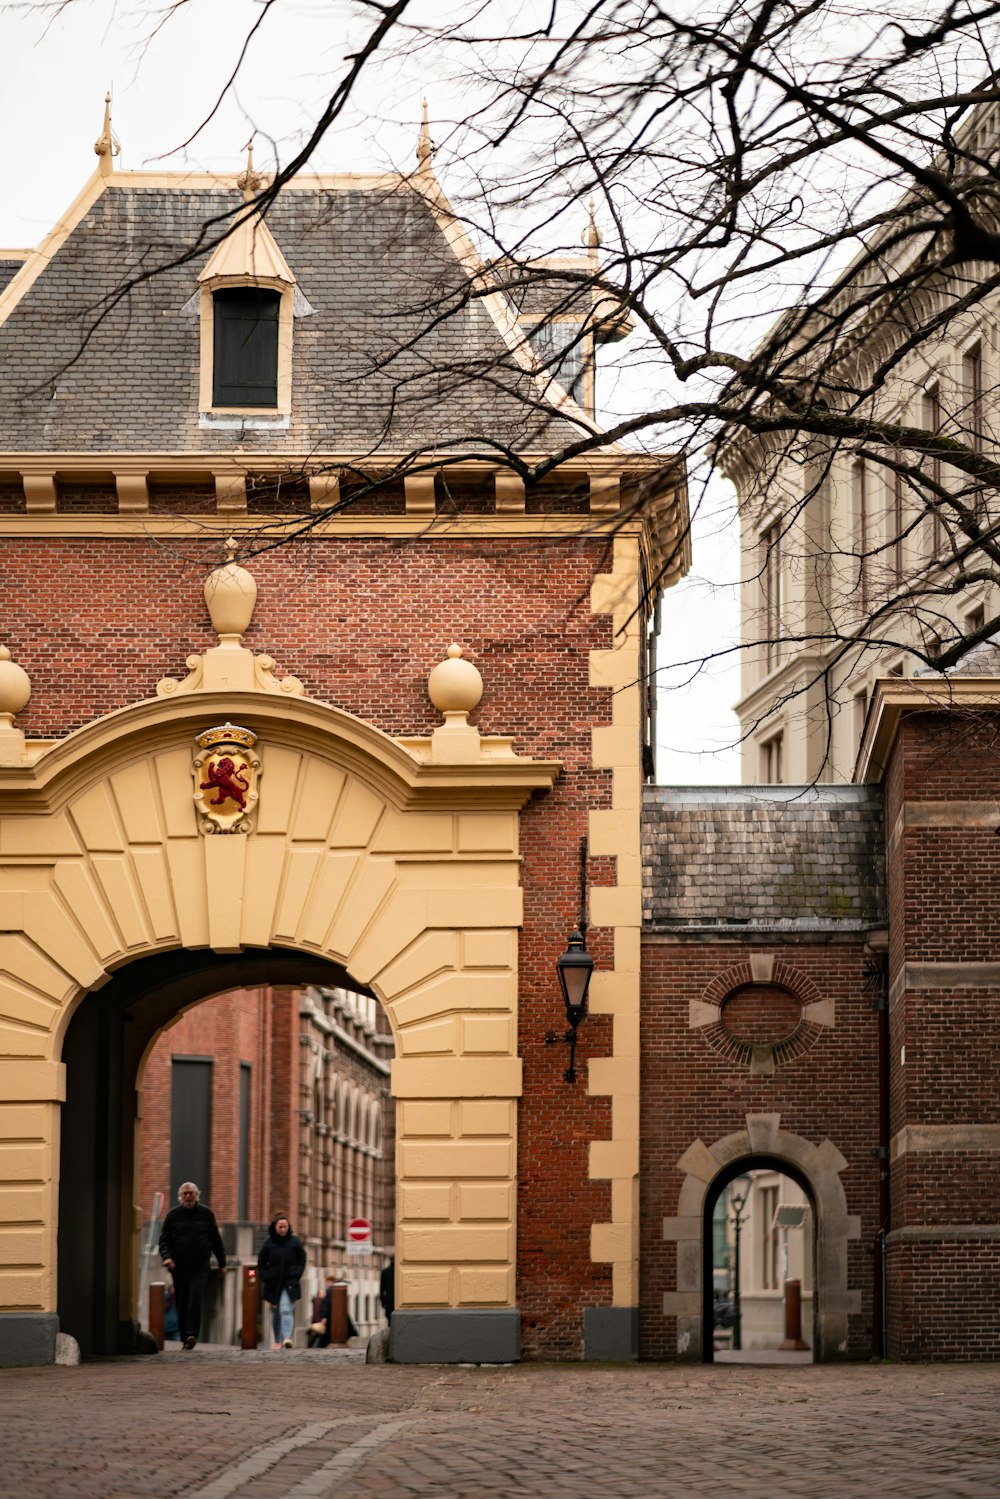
170,1058 -> 212,1203
526,322 -> 585,402
213,287 -> 280,407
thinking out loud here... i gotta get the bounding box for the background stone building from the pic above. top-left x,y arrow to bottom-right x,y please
136,983 -> 394,1343
728,102 -> 1000,787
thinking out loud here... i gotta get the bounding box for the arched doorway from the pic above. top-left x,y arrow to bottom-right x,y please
59,946 -> 362,1356
665,1115 -> 862,1362
0,689 -> 557,1365
701,1157 -> 815,1365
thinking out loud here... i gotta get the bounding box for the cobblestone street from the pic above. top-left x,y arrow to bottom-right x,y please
3,1352 -> 1000,1499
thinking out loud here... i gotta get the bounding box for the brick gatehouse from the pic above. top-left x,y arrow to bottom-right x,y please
0,108 -> 996,1366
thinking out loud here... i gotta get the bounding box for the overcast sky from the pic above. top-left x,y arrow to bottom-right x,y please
0,0 -> 742,783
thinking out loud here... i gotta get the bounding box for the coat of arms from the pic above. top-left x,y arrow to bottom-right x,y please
193,724 -> 261,834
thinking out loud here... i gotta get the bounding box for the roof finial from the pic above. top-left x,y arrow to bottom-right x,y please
94,92 -> 120,176
0,643 -> 31,764
236,138 -> 263,200
416,98 -> 434,170
584,198 -> 602,252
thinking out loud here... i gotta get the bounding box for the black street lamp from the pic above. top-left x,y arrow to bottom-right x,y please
546,929 -> 595,1083
729,1173 -> 752,1352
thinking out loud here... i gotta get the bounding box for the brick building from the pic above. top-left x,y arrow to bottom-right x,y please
0,101 -> 996,1368
136,983 -> 394,1343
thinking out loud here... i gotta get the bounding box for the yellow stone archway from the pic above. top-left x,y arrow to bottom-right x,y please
0,688 -> 558,1364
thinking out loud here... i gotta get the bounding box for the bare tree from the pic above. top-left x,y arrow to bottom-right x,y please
11,0 -> 1000,772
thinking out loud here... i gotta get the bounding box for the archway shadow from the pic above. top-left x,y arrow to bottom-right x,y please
702,1156 -> 816,1365
59,947 -> 360,1358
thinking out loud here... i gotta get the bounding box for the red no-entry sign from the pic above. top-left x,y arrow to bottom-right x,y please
348,1217 -> 372,1244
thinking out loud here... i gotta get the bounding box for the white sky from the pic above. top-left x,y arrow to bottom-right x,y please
0,0 -> 743,783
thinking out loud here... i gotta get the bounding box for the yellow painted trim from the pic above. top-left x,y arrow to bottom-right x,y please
857,674 -> 1000,783
0,449 -> 677,474
0,514 -> 646,541
197,215 -> 296,287
104,170 -> 407,193
0,691 -> 561,812
0,170 -> 107,331
585,533 -> 645,1309
198,280 -> 294,417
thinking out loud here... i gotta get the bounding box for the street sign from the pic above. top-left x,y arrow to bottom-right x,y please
347,1217 -> 372,1255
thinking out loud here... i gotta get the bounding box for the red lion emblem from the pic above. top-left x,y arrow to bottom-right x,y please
200,755 -> 250,809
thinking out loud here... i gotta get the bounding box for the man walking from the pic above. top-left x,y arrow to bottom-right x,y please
159,1182 -> 227,1350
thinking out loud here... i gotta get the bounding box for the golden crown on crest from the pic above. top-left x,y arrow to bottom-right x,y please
196,722 -> 257,751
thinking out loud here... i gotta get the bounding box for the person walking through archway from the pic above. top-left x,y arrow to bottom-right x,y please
258,1212 -> 306,1350
158,1182 -> 227,1350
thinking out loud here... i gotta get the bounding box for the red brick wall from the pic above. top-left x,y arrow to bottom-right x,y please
138,986 -> 271,1223
266,987 -> 300,1229
883,711 -> 1000,1360
640,939 -> 880,1361
14,528 -> 619,1358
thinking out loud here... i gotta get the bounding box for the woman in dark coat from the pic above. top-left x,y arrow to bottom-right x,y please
257,1212 -> 307,1350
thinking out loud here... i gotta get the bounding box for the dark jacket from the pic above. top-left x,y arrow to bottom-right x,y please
257,1219 -> 307,1304
159,1201 -> 226,1272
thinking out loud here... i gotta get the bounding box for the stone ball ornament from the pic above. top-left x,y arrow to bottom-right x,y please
204,536 -> 258,642
427,643 -> 483,716
0,644 -> 31,720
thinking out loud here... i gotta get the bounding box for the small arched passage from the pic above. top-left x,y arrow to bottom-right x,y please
663,1115 -> 862,1362
59,946 -> 355,1357
701,1156 -> 816,1363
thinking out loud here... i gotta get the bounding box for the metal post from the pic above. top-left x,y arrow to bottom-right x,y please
733,1212 -> 744,1352
137,1191 -> 165,1327
328,1282 -> 349,1345
149,1281 -> 165,1351
241,1265 -> 259,1351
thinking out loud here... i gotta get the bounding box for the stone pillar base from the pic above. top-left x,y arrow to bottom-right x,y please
583,1306 -> 638,1361
0,1313 -> 59,1367
390,1309 -> 520,1364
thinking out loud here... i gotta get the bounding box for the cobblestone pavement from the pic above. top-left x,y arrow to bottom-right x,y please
3,1349 -> 1000,1499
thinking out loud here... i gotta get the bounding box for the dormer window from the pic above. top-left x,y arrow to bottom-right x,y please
212,287 -> 280,407
197,209 -> 296,420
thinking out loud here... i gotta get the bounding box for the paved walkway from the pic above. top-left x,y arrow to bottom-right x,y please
4,1349 -> 1000,1498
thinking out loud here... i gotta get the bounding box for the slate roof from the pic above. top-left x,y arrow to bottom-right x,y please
642,784 -> 886,934
0,259 -> 25,294
0,176 -> 590,457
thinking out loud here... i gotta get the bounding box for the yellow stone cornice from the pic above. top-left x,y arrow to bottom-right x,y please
0,451 -> 688,588
857,674 -> 1000,784
0,691 -> 561,816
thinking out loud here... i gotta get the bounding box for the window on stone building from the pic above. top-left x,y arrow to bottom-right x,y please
963,340 -> 983,453
212,287 -> 280,407
922,382 -> 943,558
966,602 -> 986,638
853,687 -> 868,751
851,459 -> 870,610
760,523 -> 783,671
891,467 -> 904,587
760,1184 -> 780,1289
760,732 -> 783,784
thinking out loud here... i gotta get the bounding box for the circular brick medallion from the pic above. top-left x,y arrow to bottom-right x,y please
720,983 -> 801,1044
692,961 -> 833,1074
